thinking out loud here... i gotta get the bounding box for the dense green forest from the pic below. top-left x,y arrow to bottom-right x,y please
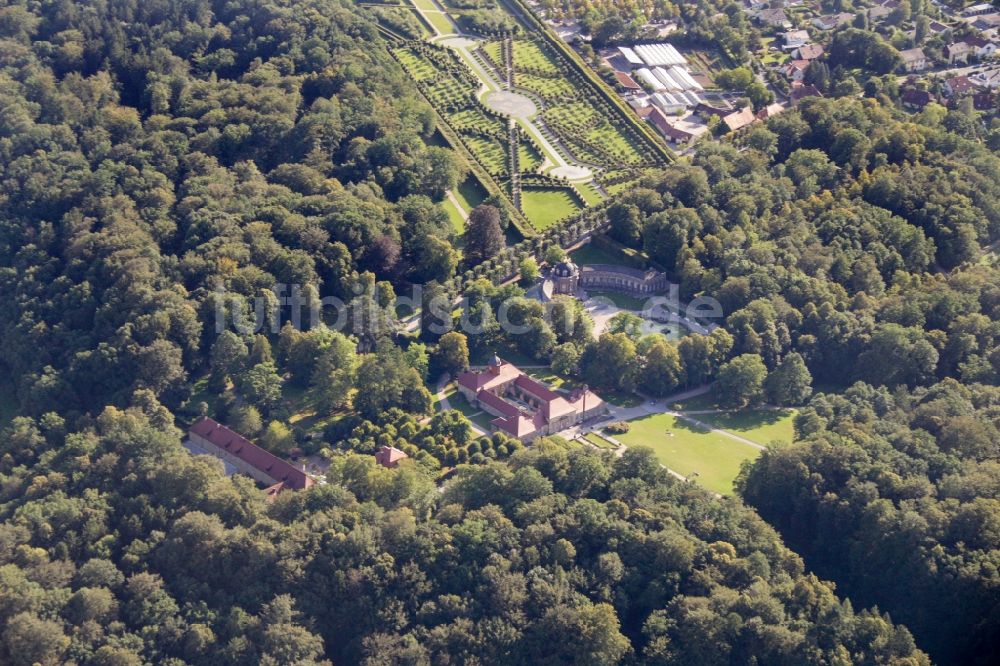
0,0 -> 464,417
0,0 -> 998,663
740,380 -> 1000,665
0,401 -> 930,664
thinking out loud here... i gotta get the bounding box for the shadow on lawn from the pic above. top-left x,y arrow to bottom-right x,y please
663,408 -> 794,439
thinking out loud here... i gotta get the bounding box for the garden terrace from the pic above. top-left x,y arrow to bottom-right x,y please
511,38 -> 561,75
514,72 -> 575,100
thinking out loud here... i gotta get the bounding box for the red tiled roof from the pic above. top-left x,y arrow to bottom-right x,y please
614,71 -> 642,90
514,374 -> 562,403
646,106 -> 675,135
188,417 -> 313,490
796,44 -> 824,60
476,389 -> 520,418
790,84 -> 823,103
723,106 -> 757,132
947,75 -> 976,94
375,445 -> 409,468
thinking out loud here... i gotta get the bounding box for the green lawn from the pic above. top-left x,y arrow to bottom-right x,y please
577,182 -> 604,206
186,375 -> 224,418
409,0 -> 455,34
616,413 -> 762,495
465,135 -> 508,177
441,196 -> 466,234
697,409 -> 796,447
605,178 -> 640,195
455,174 -> 488,210
523,368 -> 580,391
583,432 -> 617,450
668,391 -> 719,412
447,390 -> 496,430
587,290 -> 648,310
520,187 -> 581,229
570,241 -> 633,267
511,39 -> 561,75
516,72 -> 575,99
517,142 -> 542,172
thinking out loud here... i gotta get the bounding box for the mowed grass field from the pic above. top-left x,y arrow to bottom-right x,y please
410,0 -> 455,35
615,413 -> 762,495
697,409 -> 796,447
520,187 -> 581,229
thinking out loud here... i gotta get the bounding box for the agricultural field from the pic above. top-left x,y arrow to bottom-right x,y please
615,413 -> 762,495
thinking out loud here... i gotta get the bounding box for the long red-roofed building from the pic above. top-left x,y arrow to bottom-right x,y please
187,417 -> 314,494
455,356 -> 606,442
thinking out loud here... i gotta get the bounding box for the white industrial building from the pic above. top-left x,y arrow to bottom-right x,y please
617,46 -> 644,67
633,43 -> 687,67
634,66 -> 703,94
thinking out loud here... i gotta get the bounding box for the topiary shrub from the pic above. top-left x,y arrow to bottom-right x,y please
605,421 -> 630,435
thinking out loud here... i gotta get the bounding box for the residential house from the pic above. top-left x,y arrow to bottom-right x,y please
756,8 -> 792,29
901,88 -> 934,109
945,40 -> 973,64
789,82 -> 823,104
781,59 -> 810,82
783,29 -> 811,49
970,68 -> 1000,88
793,44 -> 824,60
965,35 -> 997,58
963,3 -> 995,18
899,47 -> 928,72
973,91 -> 995,109
647,107 -> 708,145
945,74 -> 976,96
928,20 -> 950,35
971,14 -> 1000,33
756,102 -> 786,119
722,106 -> 758,133
812,13 -> 853,30
695,102 -> 733,118
868,4 -> 894,21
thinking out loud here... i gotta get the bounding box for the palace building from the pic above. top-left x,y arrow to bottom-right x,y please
547,260 -> 668,297
456,356 -> 606,442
